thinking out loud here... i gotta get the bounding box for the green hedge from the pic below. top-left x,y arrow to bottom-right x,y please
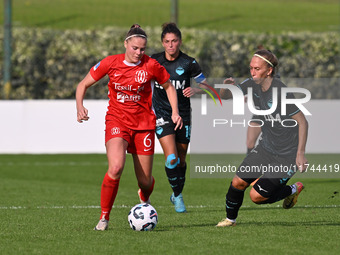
0,27 -> 339,99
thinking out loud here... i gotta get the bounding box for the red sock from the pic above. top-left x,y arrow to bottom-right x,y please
100,173 -> 120,221
138,177 -> 155,202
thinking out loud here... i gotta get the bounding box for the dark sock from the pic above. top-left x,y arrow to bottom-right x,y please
165,166 -> 182,197
178,164 -> 187,194
226,183 -> 245,220
261,185 -> 292,204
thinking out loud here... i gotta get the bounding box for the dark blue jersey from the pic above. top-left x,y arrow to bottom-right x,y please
151,51 -> 205,120
238,78 -> 300,157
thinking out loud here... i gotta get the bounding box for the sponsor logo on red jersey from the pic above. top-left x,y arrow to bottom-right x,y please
114,83 -> 133,91
135,70 -> 148,84
111,127 -> 120,135
117,92 -> 141,103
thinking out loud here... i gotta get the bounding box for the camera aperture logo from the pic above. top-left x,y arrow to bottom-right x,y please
199,84 -> 223,115
199,84 -> 223,106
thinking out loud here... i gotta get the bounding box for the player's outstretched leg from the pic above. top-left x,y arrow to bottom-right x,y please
283,182 -> 304,209
216,181 -> 245,227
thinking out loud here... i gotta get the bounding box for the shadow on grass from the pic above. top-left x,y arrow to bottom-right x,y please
238,221 -> 340,227
241,205 -> 340,211
156,205 -> 340,230
301,179 -> 340,184
158,220 -> 340,230
184,204 -> 340,214
34,15 -> 80,27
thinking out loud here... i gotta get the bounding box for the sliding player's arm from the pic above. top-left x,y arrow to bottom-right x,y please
291,111 -> 309,172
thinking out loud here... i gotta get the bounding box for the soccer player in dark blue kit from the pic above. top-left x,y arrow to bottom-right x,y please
217,49 -> 309,227
152,23 -> 209,213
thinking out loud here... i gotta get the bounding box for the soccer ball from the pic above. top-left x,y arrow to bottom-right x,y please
128,203 -> 158,231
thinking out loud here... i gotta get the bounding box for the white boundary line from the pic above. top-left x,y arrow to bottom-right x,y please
0,161 -> 108,166
1,204 -> 339,210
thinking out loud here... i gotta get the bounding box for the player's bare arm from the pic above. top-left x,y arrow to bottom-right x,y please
75,72 -> 97,123
182,86 -> 200,97
291,111 -> 309,172
182,80 -> 209,97
161,79 -> 183,130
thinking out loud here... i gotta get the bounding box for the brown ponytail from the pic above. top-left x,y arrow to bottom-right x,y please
125,24 -> 147,41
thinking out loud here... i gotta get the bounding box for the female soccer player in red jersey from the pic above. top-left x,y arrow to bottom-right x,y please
76,24 -> 182,231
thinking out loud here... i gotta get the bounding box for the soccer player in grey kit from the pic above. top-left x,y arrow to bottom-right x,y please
217,49 -> 308,227
152,23 -> 209,213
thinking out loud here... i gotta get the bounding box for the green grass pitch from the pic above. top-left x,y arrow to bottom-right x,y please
2,0 -> 338,32
0,0 -> 339,254
0,154 -> 339,254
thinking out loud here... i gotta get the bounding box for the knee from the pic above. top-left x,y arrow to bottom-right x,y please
165,154 -> 179,169
250,188 -> 267,204
232,176 -> 249,190
107,164 -> 124,179
177,151 -> 187,168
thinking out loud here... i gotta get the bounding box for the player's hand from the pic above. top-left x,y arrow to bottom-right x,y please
223,77 -> 235,85
220,77 -> 235,99
77,106 -> 89,123
183,87 -> 199,98
172,114 -> 183,130
296,153 -> 308,173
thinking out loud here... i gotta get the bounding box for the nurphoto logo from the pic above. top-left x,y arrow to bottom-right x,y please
201,84 -> 311,116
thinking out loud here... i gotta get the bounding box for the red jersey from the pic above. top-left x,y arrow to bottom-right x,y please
90,54 -> 170,130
